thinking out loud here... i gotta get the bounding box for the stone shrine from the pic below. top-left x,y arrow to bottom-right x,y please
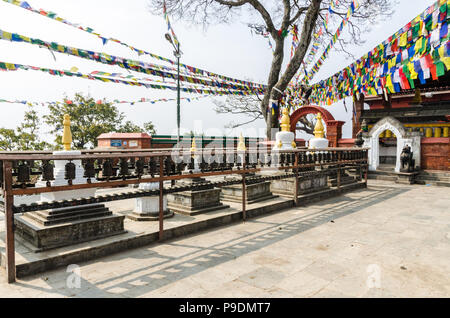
15,114 -> 125,251
167,138 -> 229,215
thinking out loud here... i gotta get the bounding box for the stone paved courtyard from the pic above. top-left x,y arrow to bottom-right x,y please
0,180 -> 449,297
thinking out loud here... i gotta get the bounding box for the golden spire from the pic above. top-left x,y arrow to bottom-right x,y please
62,114 -> 72,151
280,108 -> 291,132
313,113 -> 325,139
237,132 -> 246,151
190,137 -> 197,152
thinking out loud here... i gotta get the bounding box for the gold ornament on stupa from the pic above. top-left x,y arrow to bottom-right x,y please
280,108 -> 291,132
190,137 -> 197,153
237,133 -> 246,151
62,114 -> 72,151
313,113 -> 325,139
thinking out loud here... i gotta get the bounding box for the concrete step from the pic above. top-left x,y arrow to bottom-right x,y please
374,175 -> 397,182
35,207 -> 111,220
368,173 -> 398,181
44,203 -> 106,215
415,180 -> 450,187
25,210 -> 112,226
415,175 -> 450,182
369,171 -> 399,178
419,171 -> 450,178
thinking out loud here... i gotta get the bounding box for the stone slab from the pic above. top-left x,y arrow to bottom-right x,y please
14,213 -> 126,252
167,188 -> 228,215
221,181 -> 277,204
1,182 -> 366,279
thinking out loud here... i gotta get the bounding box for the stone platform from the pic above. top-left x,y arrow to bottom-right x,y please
221,180 -> 277,204
271,171 -> 329,197
14,203 -> 126,251
1,181 -> 367,278
167,187 -> 229,216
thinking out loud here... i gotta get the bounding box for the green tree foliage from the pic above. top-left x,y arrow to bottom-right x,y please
0,128 -> 18,151
118,121 -> 156,135
0,104 -> 51,151
44,93 -> 156,149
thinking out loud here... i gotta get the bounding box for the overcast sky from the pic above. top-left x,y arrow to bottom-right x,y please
0,0 -> 436,142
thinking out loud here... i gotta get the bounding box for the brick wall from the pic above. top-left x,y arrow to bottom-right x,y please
421,137 -> 450,171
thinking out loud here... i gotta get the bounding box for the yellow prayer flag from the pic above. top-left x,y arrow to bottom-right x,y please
3,31 -> 12,41
415,36 -> 423,54
438,46 -> 445,59
5,63 -> 16,70
408,62 -> 418,79
399,32 -> 408,47
441,57 -> 450,70
386,74 -> 394,93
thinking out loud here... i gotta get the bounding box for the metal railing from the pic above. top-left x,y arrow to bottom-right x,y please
0,147 -> 369,283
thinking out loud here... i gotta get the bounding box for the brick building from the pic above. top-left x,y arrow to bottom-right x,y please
97,133 -> 152,149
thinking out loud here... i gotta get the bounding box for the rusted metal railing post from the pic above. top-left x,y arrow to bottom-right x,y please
241,152 -> 246,222
337,151 -> 341,190
3,160 -> 15,283
364,150 -> 369,186
158,156 -> 164,241
294,152 -> 299,207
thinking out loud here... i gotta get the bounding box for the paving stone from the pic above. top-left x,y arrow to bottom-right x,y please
0,180 -> 449,298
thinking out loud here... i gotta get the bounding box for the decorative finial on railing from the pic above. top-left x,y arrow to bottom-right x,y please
280,108 -> 290,132
237,133 -> 246,151
313,113 -> 325,139
62,114 -> 72,151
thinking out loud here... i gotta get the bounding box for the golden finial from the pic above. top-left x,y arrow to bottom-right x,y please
190,137 -> 197,152
277,139 -> 282,149
237,133 -> 246,151
62,114 -> 72,151
291,141 -> 297,148
280,108 -> 291,132
313,113 -> 325,139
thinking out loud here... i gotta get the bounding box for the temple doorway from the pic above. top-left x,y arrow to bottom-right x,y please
378,129 -> 397,171
364,116 -> 415,173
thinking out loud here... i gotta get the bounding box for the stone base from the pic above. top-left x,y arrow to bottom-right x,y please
271,173 -> 329,197
328,175 -> 357,187
127,210 -> 174,221
14,203 -> 125,251
396,171 -> 419,184
221,181 -> 277,204
167,188 -> 229,216
127,192 -> 174,221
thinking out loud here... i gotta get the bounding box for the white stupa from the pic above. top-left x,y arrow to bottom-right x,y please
273,108 -> 297,151
37,114 -> 97,202
308,113 -> 329,149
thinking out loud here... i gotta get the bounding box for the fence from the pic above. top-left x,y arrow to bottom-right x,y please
0,147 -> 368,283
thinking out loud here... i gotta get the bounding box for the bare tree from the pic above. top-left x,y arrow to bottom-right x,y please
213,94 -> 316,137
213,95 -> 264,128
149,0 -> 395,139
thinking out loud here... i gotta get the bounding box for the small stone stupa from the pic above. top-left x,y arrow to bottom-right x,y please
273,108 -> 296,150
308,113 -> 329,149
16,114 -> 126,251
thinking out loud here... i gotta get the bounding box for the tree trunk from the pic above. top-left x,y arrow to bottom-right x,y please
261,36 -> 284,140
262,0 -> 323,140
